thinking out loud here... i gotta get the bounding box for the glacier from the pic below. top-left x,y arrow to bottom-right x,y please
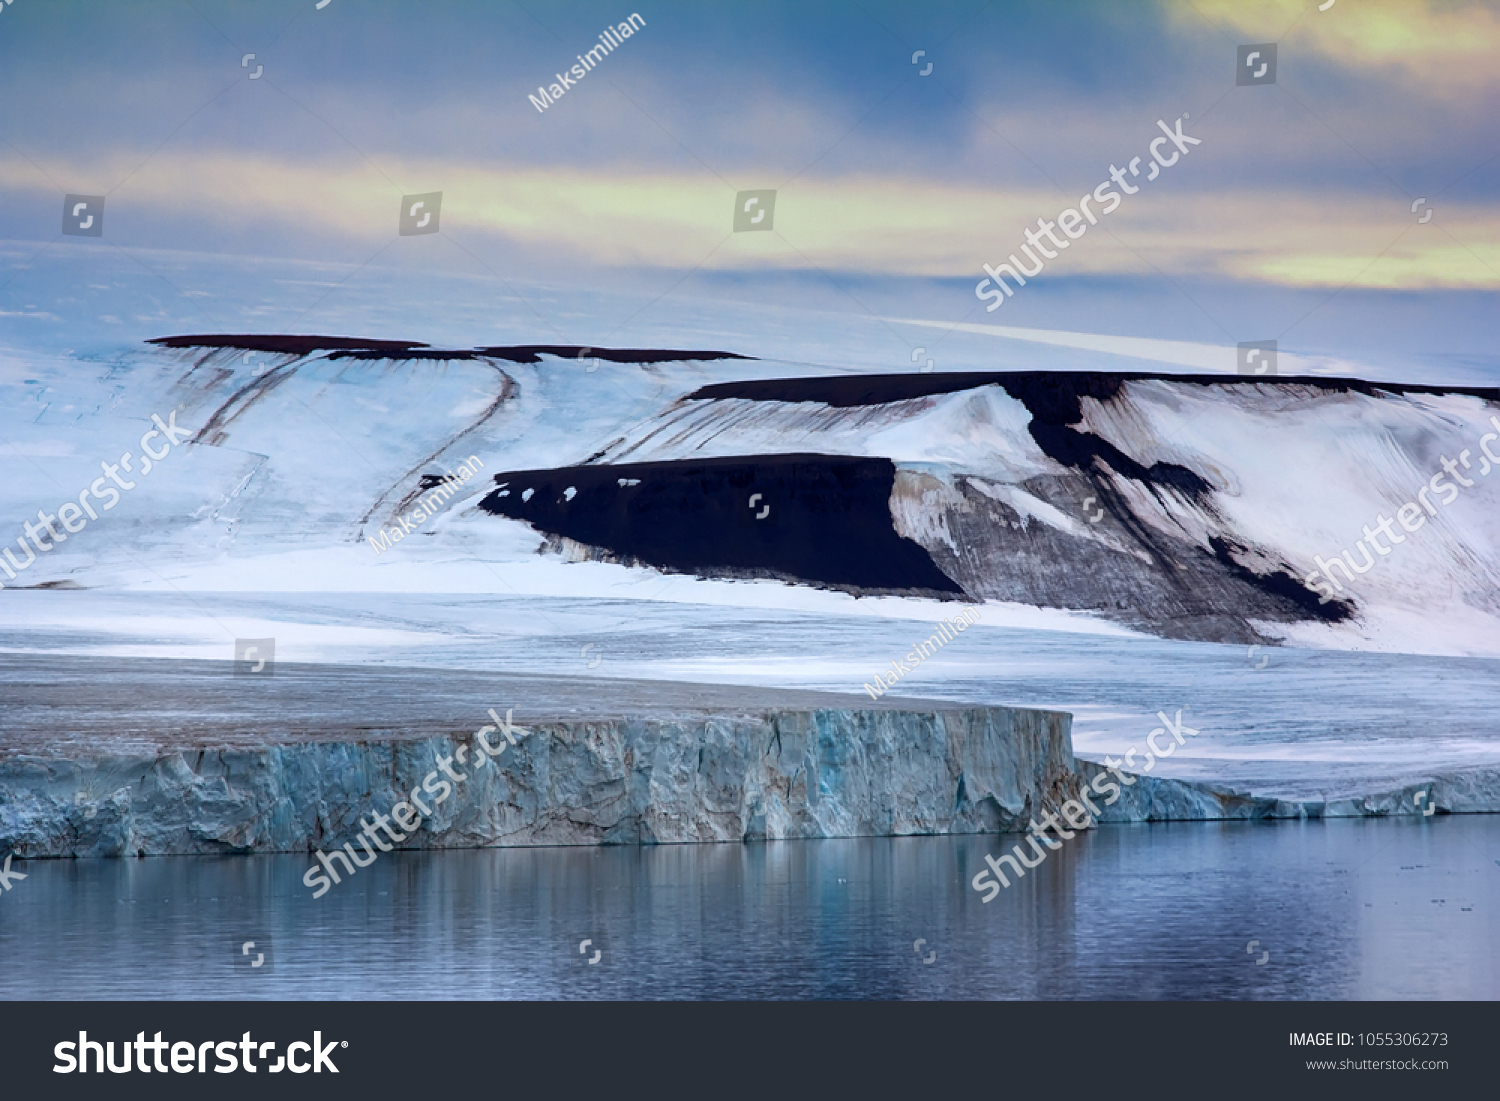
0,655 -> 1080,858
2,322 -> 1498,835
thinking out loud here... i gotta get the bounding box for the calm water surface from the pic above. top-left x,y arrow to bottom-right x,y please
2,818 -> 1496,1000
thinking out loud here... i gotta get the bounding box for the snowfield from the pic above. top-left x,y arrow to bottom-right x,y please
3,330 -> 1498,655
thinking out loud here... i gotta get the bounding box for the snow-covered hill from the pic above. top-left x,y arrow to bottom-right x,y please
3,335 -> 1498,656
580,371 -> 1500,650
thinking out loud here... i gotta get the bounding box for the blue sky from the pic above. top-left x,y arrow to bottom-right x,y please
0,0 -> 1496,372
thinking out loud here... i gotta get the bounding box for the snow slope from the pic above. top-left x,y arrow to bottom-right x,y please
542,370 -> 1500,652
2,332 -> 1498,655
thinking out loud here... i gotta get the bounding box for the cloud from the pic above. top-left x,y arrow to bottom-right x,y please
2,148 -> 1496,291
1173,0 -> 1500,93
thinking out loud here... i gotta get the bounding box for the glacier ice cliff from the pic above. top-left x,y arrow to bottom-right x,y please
1074,759 -> 1495,821
0,655 -> 1080,858
4,655 -> 1491,859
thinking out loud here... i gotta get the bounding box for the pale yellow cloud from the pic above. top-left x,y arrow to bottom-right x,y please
2,150 -> 1495,289
1173,0 -> 1500,91
1250,242 -> 1500,288
1125,191 -> 1500,288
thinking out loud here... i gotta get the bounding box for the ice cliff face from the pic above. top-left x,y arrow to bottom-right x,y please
0,657 -> 1080,858
1074,760 -> 1498,821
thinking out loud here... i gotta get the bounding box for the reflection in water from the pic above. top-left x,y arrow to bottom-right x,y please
0,817 -> 1495,999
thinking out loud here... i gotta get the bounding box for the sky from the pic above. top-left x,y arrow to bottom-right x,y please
0,0 -> 1496,373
